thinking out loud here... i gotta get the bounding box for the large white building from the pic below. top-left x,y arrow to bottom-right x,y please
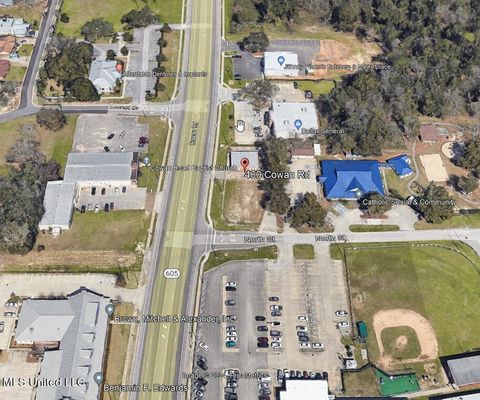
264,51 -> 299,78
269,102 -> 319,139
15,288 -> 110,400
88,58 -> 122,93
279,379 -> 329,400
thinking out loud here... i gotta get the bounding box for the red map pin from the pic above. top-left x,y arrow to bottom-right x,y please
115,63 -> 123,73
240,157 -> 249,172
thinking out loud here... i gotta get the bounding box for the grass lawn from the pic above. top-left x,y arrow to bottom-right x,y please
297,80 -> 336,96
105,303 -> 134,391
349,224 -> 400,232
137,117 -> 169,192
343,367 -> 381,397
204,246 -> 278,271
293,244 -> 315,259
5,66 -> 26,82
154,30 -> 181,101
217,101 -> 235,166
415,213 -> 480,229
211,179 -> 262,231
38,210 -> 149,252
18,44 -> 33,57
223,56 -> 245,89
381,326 -> 421,359
335,241 -> 480,370
57,0 -> 183,37
385,169 -> 411,199
0,115 -> 78,175
224,0 -> 233,36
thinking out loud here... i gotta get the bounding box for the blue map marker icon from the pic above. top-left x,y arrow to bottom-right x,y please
277,56 -> 285,66
294,119 -> 303,129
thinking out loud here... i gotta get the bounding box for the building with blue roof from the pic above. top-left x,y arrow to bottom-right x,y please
387,155 -> 414,178
318,160 -> 385,199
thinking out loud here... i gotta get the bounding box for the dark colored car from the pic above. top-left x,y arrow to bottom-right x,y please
257,337 -> 269,343
303,371 -> 309,379
107,133 -> 115,139
255,315 -> 266,321
197,360 -> 208,371
91,187 -> 96,195
293,81 -> 298,89
225,300 -> 236,306
197,355 -> 207,364
196,377 -> 208,386
104,203 -> 109,212
270,330 -> 282,337
139,136 -> 149,144
232,54 -> 242,59
110,202 -> 114,210
298,336 -> 309,342
271,311 -> 281,317
322,371 -> 329,381
104,146 -> 110,152
225,286 -> 236,292
257,326 -> 268,331
314,372 -> 322,380
268,296 -> 279,301
234,74 -> 241,80
304,90 -> 312,98
297,331 -> 308,337
257,342 -> 269,348
80,205 -> 86,213
101,188 -> 106,195
122,186 -> 127,193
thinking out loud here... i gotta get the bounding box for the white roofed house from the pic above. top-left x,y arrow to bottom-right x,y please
0,17 -> 31,36
269,102 -> 319,139
14,288 -> 110,400
88,58 -> 122,94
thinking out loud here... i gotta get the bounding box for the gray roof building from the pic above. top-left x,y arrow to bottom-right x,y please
229,150 -> 259,170
0,17 -> 30,36
88,58 -> 122,93
15,288 -> 110,400
39,181 -> 76,232
269,102 -> 319,139
447,354 -> 480,386
64,152 -> 137,184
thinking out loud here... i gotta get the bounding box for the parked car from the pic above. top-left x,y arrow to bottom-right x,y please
268,296 -> 279,302
312,342 -> 325,350
196,377 -> 208,386
269,321 -> 280,326
335,310 -> 348,317
3,312 -> 15,317
298,336 -> 310,342
271,342 -> 281,348
298,315 -> 308,321
257,326 -> 268,331
225,286 -> 236,292
255,315 -> 266,321
194,390 -> 204,397
226,336 -> 237,342
304,90 -> 313,99
226,341 -> 236,348
323,372 -> 329,381
233,74 -> 241,80
226,281 -> 236,287
104,146 -> 110,152
119,145 -> 125,152
80,205 -> 86,213
107,133 -> 115,139
122,186 -> 127,193
337,321 -> 350,328
101,188 -> 106,195
0,321 -> 4,333
270,330 -> 282,337
197,355 -> 207,364
110,202 -> 114,210
199,342 -> 209,351
104,203 -> 109,212
226,326 -> 236,332
269,305 -> 282,311
197,360 -> 208,371
257,342 -> 269,348
257,337 -> 269,343
293,81 -> 298,89
225,300 -> 236,306
296,325 -> 307,331
271,311 -> 281,317
300,342 -> 311,348
91,187 -> 96,195
119,131 -> 126,139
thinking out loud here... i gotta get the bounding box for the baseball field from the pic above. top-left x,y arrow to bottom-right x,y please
333,241 -> 480,388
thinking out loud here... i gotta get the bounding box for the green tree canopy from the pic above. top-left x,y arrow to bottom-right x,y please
81,18 -> 114,42
418,183 -> 455,224
291,192 -> 327,228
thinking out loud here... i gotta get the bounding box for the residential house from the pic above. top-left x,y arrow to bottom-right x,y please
88,58 -> 122,93
0,35 -> 15,59
0,18 -> 31,36
318,160 -> 385,199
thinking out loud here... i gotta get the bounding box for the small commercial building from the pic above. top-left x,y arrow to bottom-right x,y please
0,18 -> 31,36
39,181 -> 76,234
279,379 -> 329,400
264,51 -> 299,78
318,160 -> 385,200
440,351 -> 480,387
269,102 -> 319,139
229,149 -> 259,171
14,288 -> 110,400
430,389 -> 480,400
88,58 -> 122,93
292,142 -> 315,159
387,154 -> 414,178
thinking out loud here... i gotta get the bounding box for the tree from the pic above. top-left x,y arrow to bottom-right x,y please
60,13 -> 69,23
359,192 -> 392,216
121,6 -> 159,28
418,183 -> 455,223
36,107 -> 66,132
291,192 -> 327,228
156,53 -> 168,62
232,0 -> 260,25
460,138 -> 480,174
0,81 -> 17,108
239,80 -> 278,108
106,49 -> 116,60
81,18 -> 114,42
120,46 -> 129,56
240,31 -> 270,53
160,23 -> 172,33
69,77 -> 100,101
157,37 -> 167,48
123,31 -> 134,42
154,81 -> 166,92
265,186 -> 290,215
458,174 -> 478,194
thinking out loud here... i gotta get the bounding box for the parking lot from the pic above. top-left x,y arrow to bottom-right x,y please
233,102 -> 270,145
0,299 -> 18,350
76,185 -> 147,212
191,245 -> 349,399
0,350 -> 38,400
73,115 -> 149,153
286,158 -> 320,205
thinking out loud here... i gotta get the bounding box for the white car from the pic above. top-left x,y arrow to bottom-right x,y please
298,316 -> 308,321
312,342 -> 325,349
226,281 -> 237,287
225,369 -> 239,377
300,342 -> 311,348
271,342 -> 282,348
296,325 -> 307,331
226,325 -> 236,331
283,369 -> 290,379
258,375 -> 271,382
271,337 -> 282,342
337,321 -> 350,328
198,342 -> 209,351
226,336 -> 237,342
227,331 -> 237,336
335,310 -> 348,317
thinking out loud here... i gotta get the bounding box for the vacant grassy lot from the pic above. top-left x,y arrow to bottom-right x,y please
415,213 -> 480,229
0,115 -> 78,175
217,101 -> 235,166
211,179 -> 263,231
385,169 -> 412,199
293,244 -> 315,259
137,117 -> 170,192
349,224 -> 400,232
335,241 -> 480,372
297,80 -> 335,96
105,303 -> 134,392
37,210 -> 149,252
5,66 -> 26,82
205,246 -> 278,271
18,44 -> 33,57
381,326 -> 421,360
57,0 -> 183,37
